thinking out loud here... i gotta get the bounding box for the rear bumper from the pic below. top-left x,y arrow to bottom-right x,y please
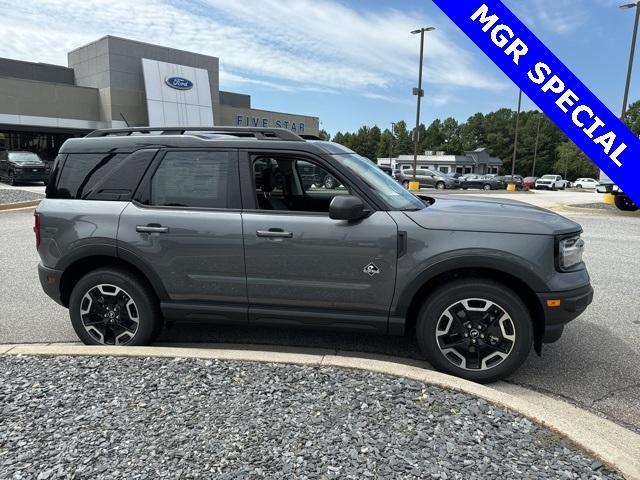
38,263 -> 65,307
537,284 -> 593,343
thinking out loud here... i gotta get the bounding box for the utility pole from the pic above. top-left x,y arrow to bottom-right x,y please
532,114 -> 542,177
410,27 -> 435,187
511,89 -> 523,176
389,122 -> 396,164
621,2 -> 640,119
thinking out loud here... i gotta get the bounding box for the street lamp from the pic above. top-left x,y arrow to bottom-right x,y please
620,2 -> 640,119
511,89 -> 523,176
531,113 -> 542,178
411,27 -> 436,186
389,122 -> 396,163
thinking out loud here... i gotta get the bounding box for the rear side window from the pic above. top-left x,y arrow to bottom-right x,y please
49,153 -> 127,199
148,151 -> 237,209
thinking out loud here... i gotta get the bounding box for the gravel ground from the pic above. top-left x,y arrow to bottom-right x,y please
0,189 -> 43,205
0,356 -> 622,480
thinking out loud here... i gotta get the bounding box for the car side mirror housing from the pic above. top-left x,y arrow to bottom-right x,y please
596,185 -> 612,194
330,195 -> 367,221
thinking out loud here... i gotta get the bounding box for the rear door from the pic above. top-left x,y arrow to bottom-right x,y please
118,149 -> 247,324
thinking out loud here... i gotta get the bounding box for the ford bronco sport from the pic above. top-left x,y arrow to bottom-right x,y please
36,127 -> 593,382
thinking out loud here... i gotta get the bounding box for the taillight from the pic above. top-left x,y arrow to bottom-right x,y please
34,212 -> 41,249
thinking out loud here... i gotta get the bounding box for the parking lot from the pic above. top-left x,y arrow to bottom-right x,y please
0,186 -> 638,432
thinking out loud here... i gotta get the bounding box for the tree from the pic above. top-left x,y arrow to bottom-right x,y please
623,100 -> 640,136
319,129 -> 331,141
555,141 -> 599,180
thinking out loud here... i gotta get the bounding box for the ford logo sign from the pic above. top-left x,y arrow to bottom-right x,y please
165,76 -> 194,90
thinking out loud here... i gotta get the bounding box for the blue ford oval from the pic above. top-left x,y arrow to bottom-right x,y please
165,76 -> 194,90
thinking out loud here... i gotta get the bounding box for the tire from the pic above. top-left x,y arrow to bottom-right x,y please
402,180 -> 410,188
614,194 -> 639,212
483,184 -> 492,191
69,267 -> 162,346
436,182 -> 445,190
576,184 -> 582,189
415,278 -> 533,383
8,171 -> 16,186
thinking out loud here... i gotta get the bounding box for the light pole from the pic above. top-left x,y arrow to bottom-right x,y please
511,89 -> 523,176
389,122 -> 396,163
411,27 -> 435,186
532,113 -> 542,177
620,2 -> 640,119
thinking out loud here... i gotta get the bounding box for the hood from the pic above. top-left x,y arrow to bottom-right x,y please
407,195 -> 581,236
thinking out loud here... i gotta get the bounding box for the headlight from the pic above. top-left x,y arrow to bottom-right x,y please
558,234 -> 585,270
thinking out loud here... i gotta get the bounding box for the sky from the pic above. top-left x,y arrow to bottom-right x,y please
0,0 -> 636,135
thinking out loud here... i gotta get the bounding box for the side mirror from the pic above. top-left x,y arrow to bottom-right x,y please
330,195 -> 367,221
596,184 -> 612,194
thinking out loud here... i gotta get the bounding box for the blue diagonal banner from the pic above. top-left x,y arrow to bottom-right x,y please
432,0 -> 639,204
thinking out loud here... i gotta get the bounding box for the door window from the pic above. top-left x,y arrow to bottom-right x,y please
149,151 -> 236,209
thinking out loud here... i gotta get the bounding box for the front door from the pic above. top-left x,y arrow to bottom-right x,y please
240,152 -> 398,334
118,149 -> 247,324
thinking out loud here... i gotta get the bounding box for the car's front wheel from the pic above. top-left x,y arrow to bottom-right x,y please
483,184 -> 492,191
8,171 -> 16,186
69,267 -> 161,346
416,279 -> 533,383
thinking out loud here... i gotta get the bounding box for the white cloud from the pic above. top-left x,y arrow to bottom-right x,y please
0,0 -> 502,95
506,0 -> 590,35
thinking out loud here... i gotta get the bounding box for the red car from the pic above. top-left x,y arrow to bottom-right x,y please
523,177 -> 538,190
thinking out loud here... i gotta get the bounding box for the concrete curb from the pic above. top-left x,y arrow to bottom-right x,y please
2,343 -> 639,479
0,200 -> 40,211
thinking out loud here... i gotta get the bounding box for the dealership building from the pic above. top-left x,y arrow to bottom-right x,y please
0,36 -> 320,160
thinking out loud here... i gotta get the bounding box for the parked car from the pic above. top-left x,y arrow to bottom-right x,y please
461,175 -> 505,190
397,169 -> 460,190
522,177 -> 538,190
297,161 -> 340,189
535,175 -> 569,190
36,126 -> 592,383
0,150 -> 48,185
378,165 -> 393,177
497,175 -> 524,190
573,178 -> 599,189
597,172 -> 638,211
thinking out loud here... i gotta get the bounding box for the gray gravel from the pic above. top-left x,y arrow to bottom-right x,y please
0,189 -> 43,205
0,356 -> 622,480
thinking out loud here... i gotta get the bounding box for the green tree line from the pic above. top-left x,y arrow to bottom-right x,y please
324,100 -> 640,179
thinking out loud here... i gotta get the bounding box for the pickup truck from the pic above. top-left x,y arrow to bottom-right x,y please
597,171 -> 638,212
535,175 -> 569,191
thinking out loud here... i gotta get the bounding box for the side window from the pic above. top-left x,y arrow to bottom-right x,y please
51,153 -> 126,199
296,160 -> 347,193
149,151 -> 235,209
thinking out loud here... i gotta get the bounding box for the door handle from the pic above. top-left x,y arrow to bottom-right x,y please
256,229 -> 293,238
136,224 -> 169,234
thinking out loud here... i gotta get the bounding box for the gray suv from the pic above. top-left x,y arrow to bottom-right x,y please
36,127 -> 593,383
396,168 -> 460,190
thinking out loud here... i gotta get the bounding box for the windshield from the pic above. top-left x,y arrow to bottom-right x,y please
541,175 -> 556,179
332,153 -> 425,211
9,152 -> 41,163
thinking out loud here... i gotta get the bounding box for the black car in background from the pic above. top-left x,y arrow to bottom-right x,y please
461,175 -> 505,190
0,150 -> 48,185
496,175 -> 524,189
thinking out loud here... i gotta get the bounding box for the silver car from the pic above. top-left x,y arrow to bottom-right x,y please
397,168 -> 460,190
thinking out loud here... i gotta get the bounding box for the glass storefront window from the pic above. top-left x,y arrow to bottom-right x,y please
0,130 -> 78,161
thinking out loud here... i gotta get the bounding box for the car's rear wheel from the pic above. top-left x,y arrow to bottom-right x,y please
416,279 -> 533,383
576,184 -> 582,189
324,175 -> 338,189
614,194 -> 639,212
436,181 -> 445,190
8,171 -> 16,186
402,180 -> 409,188
69,268 -> 161,346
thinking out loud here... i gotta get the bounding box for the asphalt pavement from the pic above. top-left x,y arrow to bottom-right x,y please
1,189 -> 638,432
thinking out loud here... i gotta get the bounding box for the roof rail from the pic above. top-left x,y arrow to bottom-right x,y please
85,126 -> 305,141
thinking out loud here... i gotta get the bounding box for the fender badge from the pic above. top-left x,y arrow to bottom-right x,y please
363,263 -> 380,276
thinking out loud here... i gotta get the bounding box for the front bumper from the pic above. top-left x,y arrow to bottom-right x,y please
537,284 -> 594,343
38,263 -> 65,307
15,170 -> 48,182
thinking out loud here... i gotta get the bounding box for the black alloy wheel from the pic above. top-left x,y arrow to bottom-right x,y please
69,268 -> 161,346
416,279 -> 532,383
